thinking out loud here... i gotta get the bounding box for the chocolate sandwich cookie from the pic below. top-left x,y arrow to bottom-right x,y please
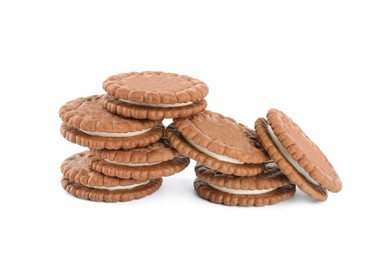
61,151 -> 162,202
102,71 -> 208,120
60,95 -> 164,149
88,138 -> 190,180
194,163 -> 295,206
255,109 -> 342,201
166,110 -> 270,176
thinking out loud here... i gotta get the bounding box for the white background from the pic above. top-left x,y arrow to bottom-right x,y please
1,0 -> 389,259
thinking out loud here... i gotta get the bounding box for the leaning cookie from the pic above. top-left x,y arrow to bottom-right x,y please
255,109 -> 342,201
194,163 -> 296,206
102,71 -> 208,120
61,151 -> 162,202
59,95 -> 164,149
88,138 -> 190,180
166,111 -> 269,176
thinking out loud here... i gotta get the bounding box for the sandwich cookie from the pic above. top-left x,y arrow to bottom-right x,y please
166,111 -> 270,176
88,138 -> 190,180
61,151 -> 162,202
102,71 -> 208,120
194,163 -> 296,206
60,95 -> 164,149
255,109 -> 342,201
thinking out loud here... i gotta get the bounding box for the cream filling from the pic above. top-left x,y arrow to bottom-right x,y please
186,139 -> 244,164
85,181 -> 149,191
119,99 -> 193,108
81,128 -> 151,137
209,183 -> 275,195
105,159 -> 160,167
266,124 -> 319,185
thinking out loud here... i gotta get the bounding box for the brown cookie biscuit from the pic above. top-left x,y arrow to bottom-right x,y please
62,178 -> 162,203
255,109 -> 342,202
61,151 -> 162,202
166,123 -> 265,176
175,111 -> 269,163
102,95 -> 207,120
90,137 -> 180,164
102,71 -> 209,120
88,154 -> 190,180
166,110 -> 269,176
194,163 -> 295,206
59,95 -> 164,149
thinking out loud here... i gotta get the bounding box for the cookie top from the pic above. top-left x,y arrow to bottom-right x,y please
102,71 -> 209,104
61,151 -> 146,187
90,137 -> 180,164
174,110 -> 269,164
166,123 -> 265,176
59,95 -> 161,133
195,163 -> 292,190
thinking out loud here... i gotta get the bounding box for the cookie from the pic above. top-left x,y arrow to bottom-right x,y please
88,138 -> 190,180
87,156 -> 189,180
102,71 -> 208,120
194,163 -> 296,206
255,109 -> 342,201
59,95 -> 164,149
61,151 -> 162,202
166,111 -> 270,176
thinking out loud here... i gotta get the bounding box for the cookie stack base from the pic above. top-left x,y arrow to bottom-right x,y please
62,177 -> 162,203
194,180 -> 295,206
60,151 -> 164,203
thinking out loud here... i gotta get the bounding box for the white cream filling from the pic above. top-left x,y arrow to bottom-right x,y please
209,183 -> 275,195
186,139 -> 244,164
85,181 -> 149,191
266,124 -> 319,185
119,99 -> 193,108
105,159 -> 160,167
81,128 -> 151,137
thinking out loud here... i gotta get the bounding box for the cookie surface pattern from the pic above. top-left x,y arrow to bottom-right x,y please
103,71 -> 209,104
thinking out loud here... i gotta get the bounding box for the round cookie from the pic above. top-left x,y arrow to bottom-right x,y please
59,95 -> 164,149
102,71 -> 209,120
166,111 -> 270,176
90,137 -> 180,165
88,155 -> 190,180
102,95 -> 207,121
61,151 -> 162,202
255,109 -> 342,202
194,163 -> 296,206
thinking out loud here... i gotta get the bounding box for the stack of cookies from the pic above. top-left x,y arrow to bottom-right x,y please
59,70 -> 343,205
59,71 -> 209,202
166,110 -> 296,206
